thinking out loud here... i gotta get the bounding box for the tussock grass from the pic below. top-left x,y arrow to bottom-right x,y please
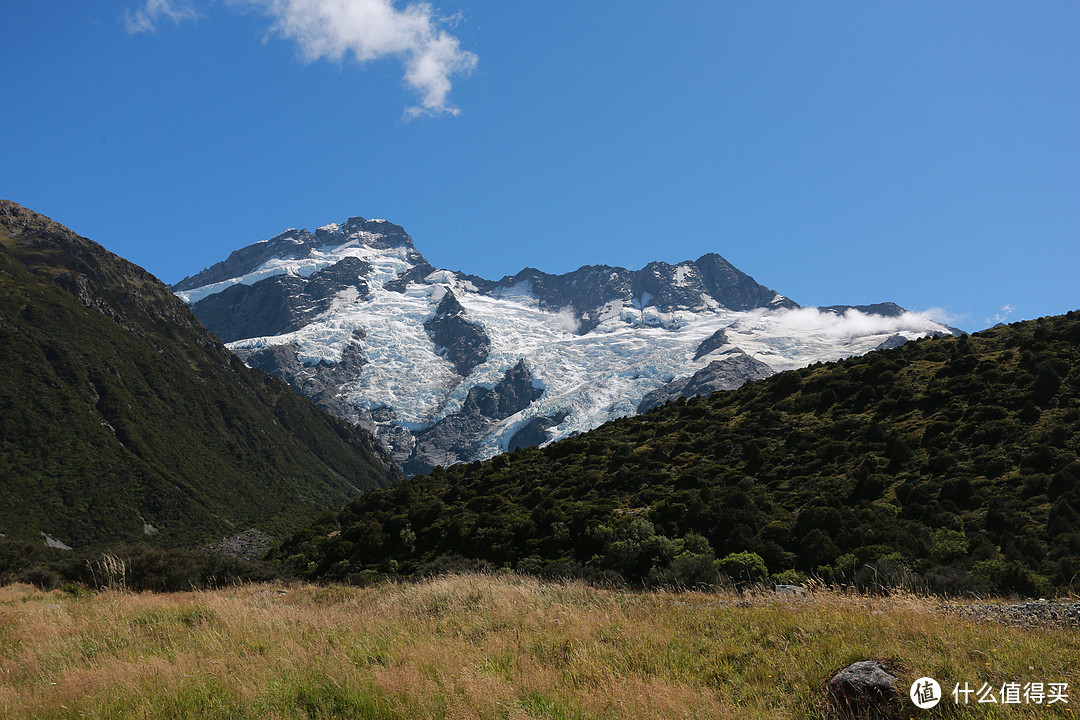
0,575 -> 1076,719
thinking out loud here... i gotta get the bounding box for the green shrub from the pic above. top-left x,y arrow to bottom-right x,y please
718,551 -> 768,584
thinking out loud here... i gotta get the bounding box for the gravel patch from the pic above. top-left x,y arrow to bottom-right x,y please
940,601 -> 1080,628
208,528 -> 274,560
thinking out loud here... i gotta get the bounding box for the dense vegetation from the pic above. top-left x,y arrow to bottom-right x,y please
278,312 -> 1080,596
0,201 -> 400,550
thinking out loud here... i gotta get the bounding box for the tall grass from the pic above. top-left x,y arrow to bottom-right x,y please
0,575 -> 1075,719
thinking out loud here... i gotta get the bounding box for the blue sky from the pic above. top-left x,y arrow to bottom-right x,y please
3,1 -> 1077,331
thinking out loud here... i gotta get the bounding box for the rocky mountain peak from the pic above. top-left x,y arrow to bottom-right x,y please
173,215 -> 424,296
314,216 -> 415,251
173,211 -> 955,474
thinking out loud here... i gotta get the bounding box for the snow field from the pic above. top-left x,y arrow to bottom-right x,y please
186,232 -> 951,463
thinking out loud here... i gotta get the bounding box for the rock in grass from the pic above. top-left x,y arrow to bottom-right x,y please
826,660 -> 898,714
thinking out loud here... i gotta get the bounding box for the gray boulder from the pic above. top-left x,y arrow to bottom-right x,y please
825,660 -> 898,715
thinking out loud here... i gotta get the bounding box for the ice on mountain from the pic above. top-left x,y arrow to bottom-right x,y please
424,269 -> 458,285
595,300 -> 625,324
491,280 -> 535,303
178,218 -> 955,470
175,278 -> 242,304
674,264 -> 696,287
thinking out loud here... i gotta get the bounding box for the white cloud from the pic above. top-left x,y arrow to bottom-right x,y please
124,0 -> 199,34
758,306 -> 951,339
555,307 -> 581,334
124,0 -> 476,115
250,0 -> 477,116
987,304 -> 1016,325
920,306 -> 959,326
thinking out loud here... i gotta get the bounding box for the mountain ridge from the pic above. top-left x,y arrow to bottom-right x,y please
173,215 -> 955,474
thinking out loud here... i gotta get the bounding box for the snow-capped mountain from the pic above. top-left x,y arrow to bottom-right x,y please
174,217 -> 954,474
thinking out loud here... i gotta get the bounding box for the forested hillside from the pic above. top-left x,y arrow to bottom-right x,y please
0,201 -> 401,549
277,312 -> 1080,596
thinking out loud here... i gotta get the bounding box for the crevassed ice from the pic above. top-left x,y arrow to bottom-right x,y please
185,237 -> 949,459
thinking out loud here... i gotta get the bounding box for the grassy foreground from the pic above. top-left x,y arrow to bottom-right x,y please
0,574 -> 1076,719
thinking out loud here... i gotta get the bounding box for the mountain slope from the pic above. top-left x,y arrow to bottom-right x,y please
0,201 -> 401,549
276,313 -> 1080,595
174,216 -> 954,474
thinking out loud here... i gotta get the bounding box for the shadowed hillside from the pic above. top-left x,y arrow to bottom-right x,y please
0,201 -> 401,549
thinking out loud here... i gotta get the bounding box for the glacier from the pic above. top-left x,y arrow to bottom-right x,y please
175,216 -> 954,474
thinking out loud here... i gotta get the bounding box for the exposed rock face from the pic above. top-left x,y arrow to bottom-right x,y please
353,405 -> 419,467
820,302 -> 907,318
488,265 -> 625,335
234,336 -> 367,420
404,359 -> 543,475
693,327 -> 731,360
508,410 -> 570,452
488,253 -> 796,334
693,253 -> 797,313
825,660 -> 899,715
637,351 -> 776,412
874,334 -> 909,351
424,291 -> 490,376
383,260 -> 437,293
174,218 -> 414,292
191,257 -> 371,342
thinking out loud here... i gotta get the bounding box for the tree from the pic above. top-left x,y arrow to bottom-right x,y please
719,551 -> 767,584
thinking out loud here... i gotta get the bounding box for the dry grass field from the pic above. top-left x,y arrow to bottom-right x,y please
0,574 -> 1076,719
